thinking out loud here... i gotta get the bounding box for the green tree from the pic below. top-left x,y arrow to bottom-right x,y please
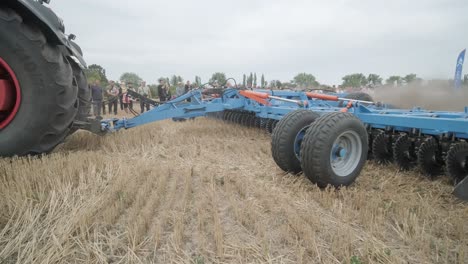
386,76 -> 403,86
261,74 -> 265,88
367,74 -> 383,87
341,73 -> 368,88
270,80 -> 282,89
253,73 -> 257,87
293,73 -> 319,88
84,64 -> 108,85
403,73 -> 418,84
242,74 -> 246,87
247,72 -> 253,87
195,76 -> 201,86
120,72 -> 142,86
209,72 -> 227,85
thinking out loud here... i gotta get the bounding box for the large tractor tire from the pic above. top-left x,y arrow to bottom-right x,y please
73,65 -> 91,121
271,110 -> 320,173
300,112 -> 368,188
0,7 -> 78,157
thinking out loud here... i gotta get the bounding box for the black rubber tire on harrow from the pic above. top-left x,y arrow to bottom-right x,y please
271,110 -> 320,173
300,112 -> 368,188
0,7 -> 78,157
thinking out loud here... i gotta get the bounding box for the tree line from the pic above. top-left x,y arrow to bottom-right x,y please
85,63 -> 468,95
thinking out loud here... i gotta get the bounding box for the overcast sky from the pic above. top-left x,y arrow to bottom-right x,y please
51,0 -> 468,86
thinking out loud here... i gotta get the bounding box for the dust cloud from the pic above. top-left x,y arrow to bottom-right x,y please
373,80 -> 468,111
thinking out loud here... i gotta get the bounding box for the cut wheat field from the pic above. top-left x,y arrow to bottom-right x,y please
0,118 -> 467,264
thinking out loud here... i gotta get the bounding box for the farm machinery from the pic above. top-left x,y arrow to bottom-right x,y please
0,1 -> 467,201
94,88 -> 468,200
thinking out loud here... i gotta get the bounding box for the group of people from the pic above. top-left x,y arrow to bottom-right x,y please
89,79 -> 193,118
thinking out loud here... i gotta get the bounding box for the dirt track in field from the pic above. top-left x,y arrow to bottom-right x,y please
0,118 -> 467,264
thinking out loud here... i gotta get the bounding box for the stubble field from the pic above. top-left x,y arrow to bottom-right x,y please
0,118 -> 467,264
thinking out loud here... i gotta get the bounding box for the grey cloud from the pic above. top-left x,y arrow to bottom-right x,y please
52,0 -> 468,85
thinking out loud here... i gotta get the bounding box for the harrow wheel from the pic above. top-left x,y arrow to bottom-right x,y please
417,137 -> 444,177
393,134 -> 417,171
446,142 -> 468,184
271,110 -> 320,173
372,130 -> 393,164
301,112 -> 368,188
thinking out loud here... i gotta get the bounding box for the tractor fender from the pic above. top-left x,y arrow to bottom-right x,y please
6,0 -> 87,69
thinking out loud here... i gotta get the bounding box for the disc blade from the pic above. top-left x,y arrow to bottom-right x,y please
453,176 -> 468,201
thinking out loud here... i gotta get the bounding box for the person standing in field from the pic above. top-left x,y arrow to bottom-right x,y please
119,81 -> 125,110
157,79 -> 168,102
90,80 -> 103,119
127,83 -> 135,110
138,81 -> 151,113
120,83 -> 132,114
107,80 -> 119,115
184,81 -> 191,94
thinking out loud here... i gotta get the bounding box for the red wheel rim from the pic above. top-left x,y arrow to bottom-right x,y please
0,57 -> 21,130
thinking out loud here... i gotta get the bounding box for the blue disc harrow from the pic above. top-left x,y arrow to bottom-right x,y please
100,88 -> 468,200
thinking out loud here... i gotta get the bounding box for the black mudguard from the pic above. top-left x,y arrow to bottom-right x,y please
5,0 -> 87,69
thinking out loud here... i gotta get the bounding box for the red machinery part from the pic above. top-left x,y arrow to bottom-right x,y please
0,57 -> 21,130
305,92 -> 339,101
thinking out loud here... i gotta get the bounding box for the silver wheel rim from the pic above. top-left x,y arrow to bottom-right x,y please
330,130 -> 362,177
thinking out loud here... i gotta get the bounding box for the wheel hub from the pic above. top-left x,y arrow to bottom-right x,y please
0,57 -> 21,130
337,147 -> 347,158
330,130 -> 362,177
